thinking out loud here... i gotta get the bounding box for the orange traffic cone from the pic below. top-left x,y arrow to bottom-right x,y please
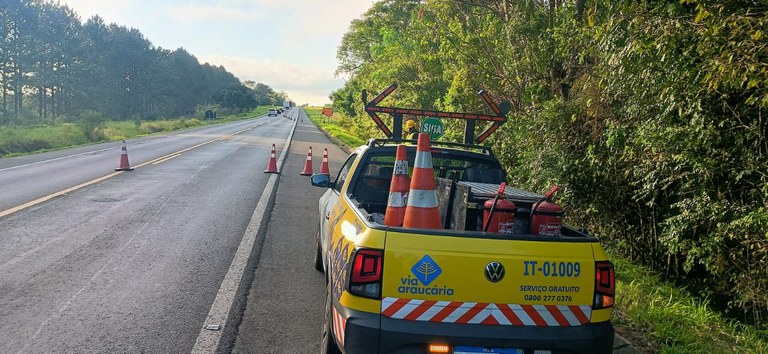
320,148 -> 330,175
115,140 -> 133,171
384,144 -> 410,226
300,146 -> 314,176
403,134 -> 442,229
264,143 -> 279,173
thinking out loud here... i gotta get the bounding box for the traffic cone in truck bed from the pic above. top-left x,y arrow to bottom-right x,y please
115,140 -> 133,171
403,134 -> 442,229
300,146 -> 313,175
264,144 -> 279,173
384,144 -> 410,226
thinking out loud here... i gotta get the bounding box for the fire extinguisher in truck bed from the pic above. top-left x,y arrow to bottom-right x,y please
483,182 -> 516,233
530,185 -> 564,236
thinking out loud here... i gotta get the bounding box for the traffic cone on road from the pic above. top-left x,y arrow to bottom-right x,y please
300,146 -> 314,176
320,148 -> 330,175
264,143 -> 279,174
384,144 -> 410,226
403,134 -> 441,229
115,140 -> 134,171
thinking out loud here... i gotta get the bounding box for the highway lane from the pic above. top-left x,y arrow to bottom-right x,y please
0,112 -> 296,353
0,116 -> 276,213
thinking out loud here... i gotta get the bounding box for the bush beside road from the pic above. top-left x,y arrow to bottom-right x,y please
302,107 -> 768,354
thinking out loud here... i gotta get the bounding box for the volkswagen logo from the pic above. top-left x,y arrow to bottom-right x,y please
484,261 -> 505,283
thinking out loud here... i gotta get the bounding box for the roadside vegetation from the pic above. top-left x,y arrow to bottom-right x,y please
305,106 -> 768,353
614,258 -> 768,353
0,106 -> 276,157
305,107 -> 365,149
1,1 -> 292,124
1,1 -> 292,157
328,1 -> 768,351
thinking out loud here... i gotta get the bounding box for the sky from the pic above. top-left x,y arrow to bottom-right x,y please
57,0 -> 376,106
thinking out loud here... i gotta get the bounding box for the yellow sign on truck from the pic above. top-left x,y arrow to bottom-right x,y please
311,141 -> 614,354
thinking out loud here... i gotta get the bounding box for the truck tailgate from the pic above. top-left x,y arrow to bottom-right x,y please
381,231 -> 596,326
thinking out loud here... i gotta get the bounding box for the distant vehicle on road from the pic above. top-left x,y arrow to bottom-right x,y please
268,109 -> 278,117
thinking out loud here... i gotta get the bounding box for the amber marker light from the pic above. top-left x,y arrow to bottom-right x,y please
428,343 -> 451,353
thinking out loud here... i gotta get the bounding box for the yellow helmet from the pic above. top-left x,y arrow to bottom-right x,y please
405,119 -> 416,129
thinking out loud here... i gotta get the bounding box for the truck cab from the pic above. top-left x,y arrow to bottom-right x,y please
312,139 -> 615,354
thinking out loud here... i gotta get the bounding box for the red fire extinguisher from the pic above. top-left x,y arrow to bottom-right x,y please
530,185 -> 564,236
483,182 -> 516,233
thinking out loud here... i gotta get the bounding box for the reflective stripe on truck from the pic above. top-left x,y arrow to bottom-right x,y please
381,298 -> 591,326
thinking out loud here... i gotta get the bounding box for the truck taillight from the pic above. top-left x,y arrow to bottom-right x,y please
593,261 -> 615,309
348,249 -> 383,299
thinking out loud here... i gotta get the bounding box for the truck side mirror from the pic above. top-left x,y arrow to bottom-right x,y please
310,174 -> 334,188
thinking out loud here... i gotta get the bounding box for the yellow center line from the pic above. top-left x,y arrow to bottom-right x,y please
0,123 -> 265,219
151,153 -> 183,165
135,139 -> 218,168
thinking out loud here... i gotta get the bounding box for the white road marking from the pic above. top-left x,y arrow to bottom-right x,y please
0,146 -> 118,172
0,122 -> 267,219
191,113 -> 299,353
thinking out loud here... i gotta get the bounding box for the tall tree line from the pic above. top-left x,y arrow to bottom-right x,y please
0,0 -> 282,124
333,0 -> 768,326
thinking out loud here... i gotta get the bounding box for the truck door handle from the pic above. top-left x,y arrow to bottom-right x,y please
325,212 -> 331,220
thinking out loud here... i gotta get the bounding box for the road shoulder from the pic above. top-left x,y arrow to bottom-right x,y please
231,110 -> 350,353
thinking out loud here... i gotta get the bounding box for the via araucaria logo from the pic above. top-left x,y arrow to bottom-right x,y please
411,255 -> 442,286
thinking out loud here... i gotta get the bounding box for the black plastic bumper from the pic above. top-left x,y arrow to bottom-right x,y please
338,306 -> 614,354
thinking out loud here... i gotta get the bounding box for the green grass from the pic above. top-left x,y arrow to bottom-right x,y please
305,107 -> 366,148
301,106 -> 768,353
612,255 -> 768,353
0,123 -> 90,156
0,107 -> 276,157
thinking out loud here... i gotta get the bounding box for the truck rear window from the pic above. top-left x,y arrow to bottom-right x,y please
349,149 -> 505,210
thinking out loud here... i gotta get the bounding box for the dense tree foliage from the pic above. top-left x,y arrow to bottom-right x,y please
333,0 -> 768,326
0,0 -> 284,125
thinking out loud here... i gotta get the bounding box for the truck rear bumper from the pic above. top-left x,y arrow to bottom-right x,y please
339,306 -> 614,354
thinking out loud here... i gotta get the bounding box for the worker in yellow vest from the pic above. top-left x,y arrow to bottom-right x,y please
404,119 -> 419,140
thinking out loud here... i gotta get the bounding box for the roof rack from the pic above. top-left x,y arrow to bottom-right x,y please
366,138 -> 494,156
362,84 -> 510,144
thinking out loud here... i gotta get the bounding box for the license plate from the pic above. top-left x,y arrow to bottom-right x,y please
453,347 -> 523,354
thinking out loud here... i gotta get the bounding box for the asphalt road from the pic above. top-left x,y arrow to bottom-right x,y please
0,112 -> 296,353
0,118 -> 278,213
1,108 -> 637,353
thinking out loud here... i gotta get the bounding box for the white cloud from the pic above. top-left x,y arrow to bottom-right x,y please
57,0 -> 375,106
168,3 -> 264,23
199,55 -> 341,105
265,1 -> 373,41
59,0 -> 136,24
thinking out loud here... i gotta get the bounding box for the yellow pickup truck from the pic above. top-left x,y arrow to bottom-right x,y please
310,138 -> 615,354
